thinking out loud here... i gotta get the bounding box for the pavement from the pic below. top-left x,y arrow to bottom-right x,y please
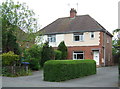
2,66 -> 119,87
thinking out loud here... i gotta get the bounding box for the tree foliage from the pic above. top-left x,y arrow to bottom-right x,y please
1,0 -> 40,33
58,41 -> 67,60
24,44 -> 42,60
2,30 -> 21,55
2,19 -> 21,54
23,44 -> 42,70
1,0 -> 41,52
40,42 -> 55,67
112,29 -> 120,63
54,50 -> 62,60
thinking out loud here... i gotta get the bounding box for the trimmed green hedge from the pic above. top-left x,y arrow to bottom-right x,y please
44,59 -> 96,82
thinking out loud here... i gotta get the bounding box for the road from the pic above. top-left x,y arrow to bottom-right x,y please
2,66 -> 118,87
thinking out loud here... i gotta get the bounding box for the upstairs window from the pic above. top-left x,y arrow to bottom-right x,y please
48,35 -> 56,42
90,32 -> 95,39
73,33 -> 84,41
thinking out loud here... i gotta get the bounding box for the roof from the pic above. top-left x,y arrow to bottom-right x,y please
39,15 -> 112,37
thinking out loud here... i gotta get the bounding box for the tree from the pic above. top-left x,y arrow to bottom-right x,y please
1,0 -> 40,33
1,0 -> 41,52
1,17 -> 21,54
58,41 -> 67,60
112,29 -> 120,64
40,42 -> 55,67
54,50 -> 62,60
113,29 -> 120,77
2,30 -> 21,55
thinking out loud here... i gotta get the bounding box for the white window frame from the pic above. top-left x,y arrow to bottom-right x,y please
73,51 -> 84,60
73,33 -> 84,41
48,35 -> 56,42
90,32 -> 95,39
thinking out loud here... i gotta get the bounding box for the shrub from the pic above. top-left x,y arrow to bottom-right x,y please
23,44 -> 42,70
54,50 -> 62,60
24,44 -> 42,60
58,41 -> 67,60
1,51 -> 19,66
40,42 -> 55,67
44,59 -> 96,82
29,58 -> 41,70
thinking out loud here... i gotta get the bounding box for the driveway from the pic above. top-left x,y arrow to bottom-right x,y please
2,66 -> 118,87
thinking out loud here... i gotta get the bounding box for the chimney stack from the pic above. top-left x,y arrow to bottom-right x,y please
70,8 -> 77,18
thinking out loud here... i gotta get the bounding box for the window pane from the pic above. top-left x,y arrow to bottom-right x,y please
77,54 -> 83,59
80,35 -> 84,41
91,32 -> 94,38
74,35 -> 79,41
74,54 -> 77,59
48,37 -> 51,42
73,51 -> 84,60
48,35 -> 56,42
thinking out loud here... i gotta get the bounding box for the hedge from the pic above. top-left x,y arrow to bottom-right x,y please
44,59 -> 96,82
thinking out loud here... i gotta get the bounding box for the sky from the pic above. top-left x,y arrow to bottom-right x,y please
1,0 -> 120,34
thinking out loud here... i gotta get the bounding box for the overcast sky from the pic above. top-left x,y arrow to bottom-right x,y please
1,0 -> 120,33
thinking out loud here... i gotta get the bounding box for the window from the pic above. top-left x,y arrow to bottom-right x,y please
90,32 -> 95,39
73,33 -> 84,41
73,51 -> 84,60
48,35 -> 56,42
107,38 -> 109,43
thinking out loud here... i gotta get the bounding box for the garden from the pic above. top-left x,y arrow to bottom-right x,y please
2,0 -> 120,83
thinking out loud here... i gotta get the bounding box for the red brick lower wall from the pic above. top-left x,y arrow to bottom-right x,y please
53,46 -> 104,65
66,46 -> 104,66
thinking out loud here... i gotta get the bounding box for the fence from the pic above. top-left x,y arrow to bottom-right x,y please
2,65 -> 30,76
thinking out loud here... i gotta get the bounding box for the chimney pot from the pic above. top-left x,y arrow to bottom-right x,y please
70,8 -> 77,18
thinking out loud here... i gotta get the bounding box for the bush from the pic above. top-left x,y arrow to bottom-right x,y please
1,51 -> 19,66
40,42 -> 55,67
58,41 -> 67,60
23,44 -> 42,70
54,50 -> 62,60
29,58 -> 41,70
24,44 -> 42,60
44,59 -> 96,82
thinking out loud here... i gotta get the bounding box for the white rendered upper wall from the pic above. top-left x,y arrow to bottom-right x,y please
37,32 -> 100,47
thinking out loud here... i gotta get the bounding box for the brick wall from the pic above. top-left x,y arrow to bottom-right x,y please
103,33 -> 113,66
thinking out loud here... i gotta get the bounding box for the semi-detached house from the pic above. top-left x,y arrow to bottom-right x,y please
38,8 -> 113,66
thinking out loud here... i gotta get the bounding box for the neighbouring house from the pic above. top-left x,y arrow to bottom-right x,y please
15,28 -> 35,49
37,8 -> 113,66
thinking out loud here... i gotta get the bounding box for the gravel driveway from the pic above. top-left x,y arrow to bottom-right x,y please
2,66 -> 118,87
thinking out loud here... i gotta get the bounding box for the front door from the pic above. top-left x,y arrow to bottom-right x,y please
93,51 -> 99,65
